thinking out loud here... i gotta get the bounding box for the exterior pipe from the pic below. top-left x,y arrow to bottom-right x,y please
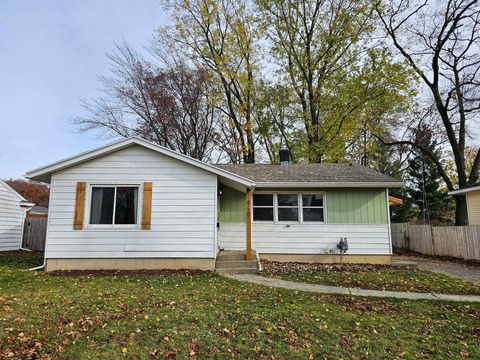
28,262 -> 45,271
255,250 -> 262,273
27,248 -> 46,271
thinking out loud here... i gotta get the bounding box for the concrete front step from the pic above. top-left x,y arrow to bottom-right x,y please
215,250 -> 259,274
216,250 -> 257,262
216,260 -> 258,269
216,267 -> 258,274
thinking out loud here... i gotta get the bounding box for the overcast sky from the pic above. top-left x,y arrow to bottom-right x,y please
0,0 -> 165,179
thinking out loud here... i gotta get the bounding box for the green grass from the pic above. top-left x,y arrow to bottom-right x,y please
1,251 -> 480,359
262,262 -> 480,295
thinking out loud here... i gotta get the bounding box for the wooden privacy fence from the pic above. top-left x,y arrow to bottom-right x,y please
391,223 -> 480,260
22,216 -> 47,252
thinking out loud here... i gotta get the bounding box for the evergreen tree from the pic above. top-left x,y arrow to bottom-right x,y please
373,142 -> 414,223
406,126 -> 453,224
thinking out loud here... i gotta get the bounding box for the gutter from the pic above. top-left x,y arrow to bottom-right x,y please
254,181 -> 404,188
448,185 -> 480,196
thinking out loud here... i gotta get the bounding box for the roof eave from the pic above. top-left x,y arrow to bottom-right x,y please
20,201 -> 35,208
25,137 -> 256,188
254,181 -> 404,188
448,185 -> 480,195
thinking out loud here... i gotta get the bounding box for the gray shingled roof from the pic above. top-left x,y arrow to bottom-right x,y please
215,163 -> 402,186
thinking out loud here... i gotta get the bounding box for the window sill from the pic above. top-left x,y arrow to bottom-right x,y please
252,221 -> 326,225
85,224 -> 140,230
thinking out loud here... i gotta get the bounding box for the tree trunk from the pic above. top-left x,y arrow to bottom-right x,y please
245,127 -> 255,163
454,195 -> 469,226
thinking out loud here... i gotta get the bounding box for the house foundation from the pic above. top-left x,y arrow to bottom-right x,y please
45,258 -> 216,272
260,254 -> 392,265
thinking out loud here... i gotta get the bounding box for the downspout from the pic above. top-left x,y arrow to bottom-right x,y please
28,257 -> 46,271
20,209 -> 31,252
28,214 -> 47,271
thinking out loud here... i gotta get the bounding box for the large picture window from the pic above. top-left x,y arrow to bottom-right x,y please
90,186 -> 139,225
253,194 -> 274,221
252,193 -> 325,223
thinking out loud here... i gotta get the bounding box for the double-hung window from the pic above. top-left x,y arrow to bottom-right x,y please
90,186 -> 139,225
252,192 -> 325,223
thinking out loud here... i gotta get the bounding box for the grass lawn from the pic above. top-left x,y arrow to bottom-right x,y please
0,252 -> 479,359
261,261 -> 480,295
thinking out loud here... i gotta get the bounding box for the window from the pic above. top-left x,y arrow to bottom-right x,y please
90,186 -> 139,225
302,194 -> 324,222
252,192 -> 325,223
253,194 -> 274,221
277,194 -> 299,221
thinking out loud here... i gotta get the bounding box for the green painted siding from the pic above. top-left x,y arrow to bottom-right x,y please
219,186 -> 387,224
326,189 -> 387,224
220,186 -> 245,222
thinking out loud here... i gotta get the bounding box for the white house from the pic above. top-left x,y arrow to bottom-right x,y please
0,180 -> 34,251
449,184 -> 480,225
26,137 -> 402,272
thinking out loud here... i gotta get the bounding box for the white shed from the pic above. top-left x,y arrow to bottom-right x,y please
0,180 -> 34,251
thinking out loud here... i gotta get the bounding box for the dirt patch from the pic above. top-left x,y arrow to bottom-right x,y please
322,294 -> 401,315
47,269 -> 211,277
261,260 -> 400,275
394,248 -> 480,268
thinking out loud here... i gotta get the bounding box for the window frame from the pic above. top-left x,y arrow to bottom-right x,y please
252,191 -> 326,224
252,193 -> 275,223
85,183 -> 142,229
276,193 -> 300,223
301,193 -> 326,223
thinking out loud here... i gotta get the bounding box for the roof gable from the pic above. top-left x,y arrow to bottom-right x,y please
25,137 -> 255,187
0,180 -> 34,207
0,180 -> 27,202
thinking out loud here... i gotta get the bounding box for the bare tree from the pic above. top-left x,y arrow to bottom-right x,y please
74,42 -> 219,162
160,0 -> 259,163
376,0 -> 480,225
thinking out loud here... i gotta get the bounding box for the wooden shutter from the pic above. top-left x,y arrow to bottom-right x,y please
142,182 -> 153,230
73,182 -> 86,230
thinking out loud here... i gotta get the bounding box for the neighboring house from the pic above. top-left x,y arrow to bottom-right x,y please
0,180 -> 34,251
27,206 -> 49,217
26,137 -> 402,271
449,184 -> 480,225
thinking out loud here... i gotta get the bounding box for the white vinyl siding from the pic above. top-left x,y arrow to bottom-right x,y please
0,182 -> 27,251
218,223 -> 391,255
45,145 -> 217,259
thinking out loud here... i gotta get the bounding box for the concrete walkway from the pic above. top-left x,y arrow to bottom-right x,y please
394,255 -> 480,283
223,273 -> 480,303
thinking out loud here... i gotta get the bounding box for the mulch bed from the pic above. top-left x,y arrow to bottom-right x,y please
261,260 -> 400,274
47,269 -> 211,277
394,247 -> 480,268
